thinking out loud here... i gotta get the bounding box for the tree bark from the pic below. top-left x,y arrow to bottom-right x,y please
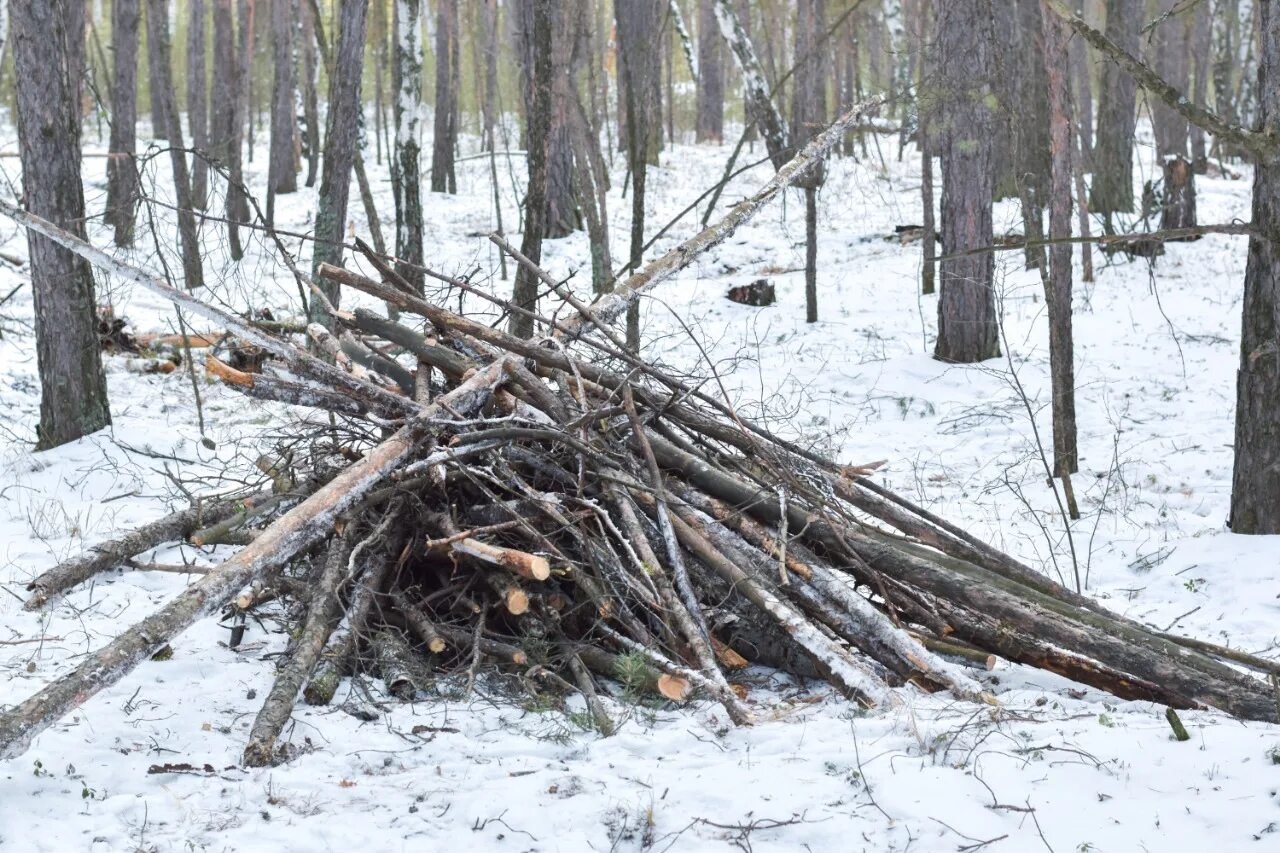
714,0 -> 790,170
267,0 -> 297,223
227,0 -> 256,260
1230,0 -> 1280,534
430,0 -> 458,194
105,0 -> 140,246
309,0 -> 370,325
792,0 -> 826,324
1041,0 -> 1077,475
11,0 -> 112,450
393,0 -> 425,293
188,0 -> 210,210
146,0 -> 167,139
300,0 -> 320,186
933,0 -> 999,363
617,0 -> 666,348
509,0 -> 554,340
1189,0 -> 1212,172
145,0 -> 204,290
1090,0 -> 1141,219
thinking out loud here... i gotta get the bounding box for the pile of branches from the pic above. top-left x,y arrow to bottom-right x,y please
3,105 -> 1279,768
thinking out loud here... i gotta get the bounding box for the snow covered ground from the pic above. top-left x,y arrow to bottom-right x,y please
0,120 -> 1278,851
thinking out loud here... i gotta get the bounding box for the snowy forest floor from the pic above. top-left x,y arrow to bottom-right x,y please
0,119 -> 1278,852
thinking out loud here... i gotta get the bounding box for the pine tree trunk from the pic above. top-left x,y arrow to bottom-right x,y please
394,0 -> 425,292
227,0 -> 256,260
267,0 -> 297,223
106,0 -> 140,246
11,0 -> 112,449
695,0 -> 723,142
934,0 -> 999,364
1041,0 -> 1077,476
431,0 -> 458,194
1152,1 -> 1196,230
309,0 -> 369,324
145,0 -> 204,290
1091,0 -> 1141,219
147,0 -> 167,139
188,0 -> 209,210
514,0 -> 577,238
511,0 -> 553,340
1230,0 -> 1280,534
480,0 -> 498,152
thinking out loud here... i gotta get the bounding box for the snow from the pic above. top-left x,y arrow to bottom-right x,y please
1,113 -> 1278,851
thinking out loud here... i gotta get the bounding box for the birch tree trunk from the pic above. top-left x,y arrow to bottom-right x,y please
431,0 -> 458,194
394,0 -> 425,292
145,0 -> 204,290
11,0 -> 112,449
267,0 -> 297,223
188,0 -> 209,210
310,0 -> 369,324
933,0 -> 999,364
1041,0 -> 1077,475
1091,0 -> 1141,222
714,0 -> 790,170
105,0 -> 140,246
1230,0 -> 1280,534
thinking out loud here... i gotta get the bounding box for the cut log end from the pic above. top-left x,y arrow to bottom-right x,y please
658,673 -> 692,701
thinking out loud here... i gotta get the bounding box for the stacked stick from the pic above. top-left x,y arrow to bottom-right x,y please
2,102 -> 1279,767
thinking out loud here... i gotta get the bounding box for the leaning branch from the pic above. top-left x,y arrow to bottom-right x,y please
1043,0 -> 1271,157
557,98 -> 884,341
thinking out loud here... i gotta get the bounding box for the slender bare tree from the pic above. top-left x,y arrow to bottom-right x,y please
106,0 -> 141,246
431,0 -> 458,194
188,0 -> 210,209
792,0 -> 826,323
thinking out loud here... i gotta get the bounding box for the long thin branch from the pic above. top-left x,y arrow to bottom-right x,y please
1043,0 -> 1270,156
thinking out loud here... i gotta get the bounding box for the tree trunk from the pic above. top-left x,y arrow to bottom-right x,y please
933,0 -> 999,363
617,0 -> 665,349
266,0 -> 297,223
227,0 -> 256,260
105,0 -> 140,246
714,0 -> 790,170
1230,0 -> 1280,534
146,0 -> 167,138
917,0 -> 935,294
11,0 -> 111,449
188,0 -> 209,210
509,0 -> 554,340
394,0 -> 424,293
1041,0 -> 1077,475
145,0 -> 204,290
1091,0 -> 1141,219
792,0 -> 826,324
1070,2 -> 1093,170
300,0 -> 320,186
1189,0 -> 1212,172
1152,1 -> 1196,230
309,0 -> 369,324
480,0 -> 499,151
431,0 -> 458,194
